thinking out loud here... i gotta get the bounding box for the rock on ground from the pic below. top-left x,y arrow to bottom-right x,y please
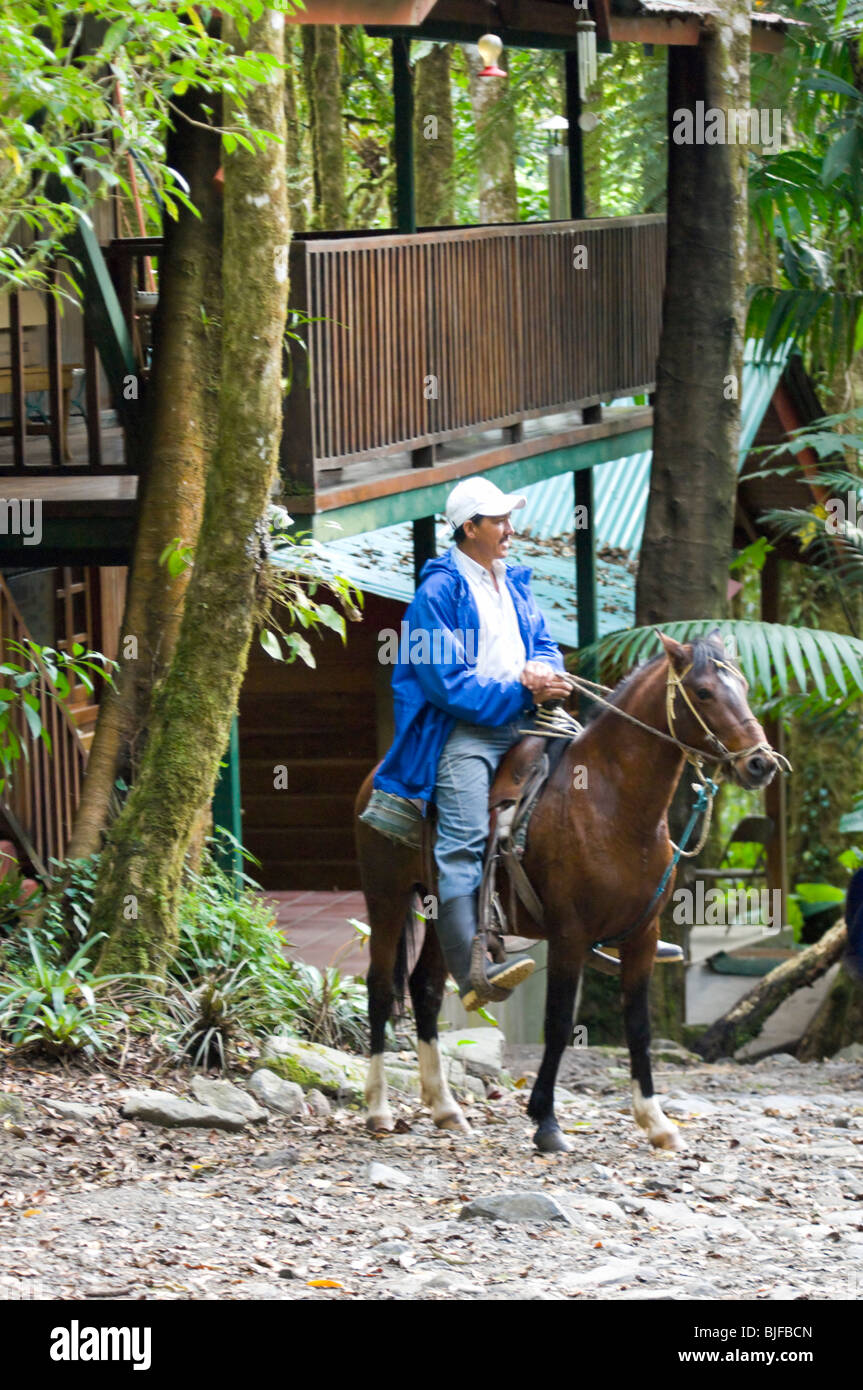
1,1045 -> 862,1302
248,1070 -> 306,1117
438,1029 -> 505,1080
120,1090 -> 248,1132
190,1077 -> 268,1124
460,1191 -> 573,1225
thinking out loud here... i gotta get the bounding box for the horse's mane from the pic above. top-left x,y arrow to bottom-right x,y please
583,635 -> 734,725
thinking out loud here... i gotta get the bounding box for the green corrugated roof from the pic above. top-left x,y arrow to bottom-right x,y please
314,340 -> 795,645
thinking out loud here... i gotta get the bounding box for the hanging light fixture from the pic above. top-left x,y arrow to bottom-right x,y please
477,33 -> 506,79
575,19 -> 597,100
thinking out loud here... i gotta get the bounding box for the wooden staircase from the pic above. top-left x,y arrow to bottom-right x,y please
0,575 -> 89,875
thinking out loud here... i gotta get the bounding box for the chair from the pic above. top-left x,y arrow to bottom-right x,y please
697,815 -> 774,934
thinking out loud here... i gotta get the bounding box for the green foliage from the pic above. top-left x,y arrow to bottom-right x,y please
0,639 -> 114,797
0,931 -> 127,1055
1,837 -> 372,1067
0,640 -> 114,795
747,2 -> 863,374
158,537 -> 195,578
588,617 -> 863,721
41,854 -> 102,950
171,852 -> 295,1035
279,961 -> 368,1051
258,504 -> 363,667
1,0 -> 303,296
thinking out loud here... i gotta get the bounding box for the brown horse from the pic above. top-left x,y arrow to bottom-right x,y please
354,632 -> 779,1154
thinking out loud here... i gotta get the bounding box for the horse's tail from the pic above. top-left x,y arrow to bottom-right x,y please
845,867 -> 863,980
392,892 -> 424,1018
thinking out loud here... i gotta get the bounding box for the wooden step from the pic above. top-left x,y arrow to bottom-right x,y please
245,826 -> 358,861
241,757 -> 372,796
252,860 -> 362,892
242,792 -> 357,828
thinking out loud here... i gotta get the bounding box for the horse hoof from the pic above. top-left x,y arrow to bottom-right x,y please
365,1113 -> 394,1134
650,1125 -> 684,1152
534,1125 -> 573,1154
435,1111 -> 472,1135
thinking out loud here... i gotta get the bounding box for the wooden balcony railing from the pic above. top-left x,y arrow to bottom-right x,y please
0,241 -> 154,476
0,576 -> 88,874
282,214 -> 666,486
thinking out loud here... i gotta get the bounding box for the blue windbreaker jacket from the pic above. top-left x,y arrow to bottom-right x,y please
373,548 -> 564,805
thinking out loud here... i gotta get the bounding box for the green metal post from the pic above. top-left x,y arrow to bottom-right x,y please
392,37 -> 416,236
212,714 -> 243,892
566,57 -> 595,706
574,468 -> 599,709
564,51 -> 586,221
393,35 -> 436,584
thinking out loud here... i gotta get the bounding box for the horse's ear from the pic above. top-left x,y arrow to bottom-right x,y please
707,626 -> 725,650
656,630 -> 689,673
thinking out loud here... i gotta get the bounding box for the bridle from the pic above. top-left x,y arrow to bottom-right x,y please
562,657 -> 791,782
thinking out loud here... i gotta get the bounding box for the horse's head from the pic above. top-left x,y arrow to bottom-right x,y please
657,630 -> 778,790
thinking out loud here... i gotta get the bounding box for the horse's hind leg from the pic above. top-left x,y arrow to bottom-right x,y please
622,926 -> 683,1152
364,892 -> 406,1133
527,946 -> 582,1154
410,919 -> 470,1135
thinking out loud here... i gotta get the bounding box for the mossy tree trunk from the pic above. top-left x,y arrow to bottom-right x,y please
93,9 -> 289,976
67,90 -> 222,861
464,49 -> 518,224
285,28 -> 309,234
302,25 -> 346,230
414,43 -> 454,227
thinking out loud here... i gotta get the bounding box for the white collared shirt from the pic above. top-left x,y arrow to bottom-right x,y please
453,546 -> 526,683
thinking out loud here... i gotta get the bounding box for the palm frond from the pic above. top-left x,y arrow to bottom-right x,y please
582,619 -> 863,714
759,505 -> 863,587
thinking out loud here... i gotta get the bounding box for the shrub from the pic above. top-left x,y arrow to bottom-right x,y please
0,932 -> 128,1056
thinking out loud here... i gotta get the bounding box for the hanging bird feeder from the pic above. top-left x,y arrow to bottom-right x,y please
575,19 -> 597,100
477,33 -> 506,78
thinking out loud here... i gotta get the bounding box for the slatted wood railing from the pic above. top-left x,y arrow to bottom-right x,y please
283,214 -> 666,485
0,576 -> 88,874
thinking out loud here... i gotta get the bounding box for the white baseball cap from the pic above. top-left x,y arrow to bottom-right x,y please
445,476 -> 527,532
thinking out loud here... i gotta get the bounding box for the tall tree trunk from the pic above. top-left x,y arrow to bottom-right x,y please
635,9 -> 751,626
66,92 -> 222,860
635,8 -> 751,1038
464,50 -> 518,224
414,43 -> 454,226
285,28 -> 308,234
94,10 -> 289,976
302,25 -> 346,230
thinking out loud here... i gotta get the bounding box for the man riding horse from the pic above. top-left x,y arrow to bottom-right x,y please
372,475 -> 680,1011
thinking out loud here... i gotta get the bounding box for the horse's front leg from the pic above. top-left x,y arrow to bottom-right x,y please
621,924 -> 683,1152
527,947 -> 582,1153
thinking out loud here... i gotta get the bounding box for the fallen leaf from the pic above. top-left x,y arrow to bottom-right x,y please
308,1279 -> 343,1289
23,1209 -> 41,1217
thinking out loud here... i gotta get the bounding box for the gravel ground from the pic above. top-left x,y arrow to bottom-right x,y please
2,1044 -> 863,1302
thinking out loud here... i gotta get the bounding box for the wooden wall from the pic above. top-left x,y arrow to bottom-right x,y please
238,589 -> 404,890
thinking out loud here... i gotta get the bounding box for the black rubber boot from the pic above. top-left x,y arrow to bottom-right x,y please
436,893 -> 535,1012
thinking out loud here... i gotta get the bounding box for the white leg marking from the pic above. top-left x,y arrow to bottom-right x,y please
418,1039 -> 470,1133
632,1080 -> 684,1151
364,1053 -> 393,1132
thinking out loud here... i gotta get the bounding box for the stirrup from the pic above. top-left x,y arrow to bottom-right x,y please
462,931 -> 536,1011
590,939 -> 686,971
